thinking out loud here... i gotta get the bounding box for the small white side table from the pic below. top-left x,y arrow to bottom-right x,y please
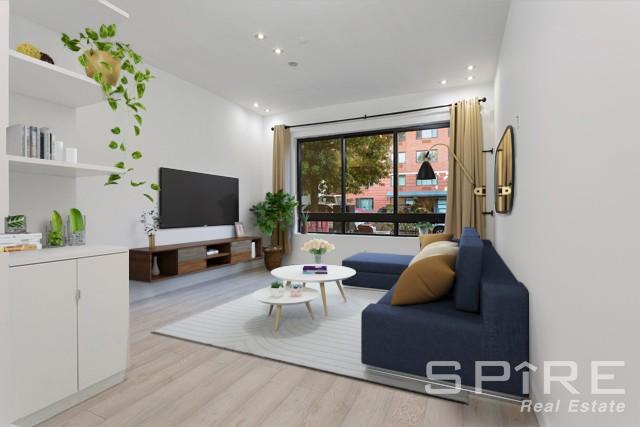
253,287 -> 319,332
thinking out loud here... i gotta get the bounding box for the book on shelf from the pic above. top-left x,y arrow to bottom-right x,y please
0,242 -> 42,252
0,232 -> 42,244
6,124 -> 64,160
206,248 -> 219,256
251,241 -> 256,258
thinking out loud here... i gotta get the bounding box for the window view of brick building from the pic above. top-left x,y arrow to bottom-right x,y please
299,125 -> 449,236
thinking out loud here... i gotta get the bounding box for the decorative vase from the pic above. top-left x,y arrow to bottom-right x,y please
148,234 -> 156,248
152,256 -> 160,276
67,215 -> 86,246
45,222 -> 66,247
314,253 -> 323,264
83,49 -> 121,86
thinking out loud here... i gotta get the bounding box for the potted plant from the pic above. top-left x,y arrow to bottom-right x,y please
270,281 -> 284,298
140,207 -> 160,248
300,211 -> 309,234
416,221 -> 434,236
61,24 -> 159,202
251,190 -> 297,270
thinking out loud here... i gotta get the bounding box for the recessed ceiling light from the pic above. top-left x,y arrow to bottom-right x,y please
264,108 -> 270,113
466,65 -> 474,71
254,32 -> 266,40
288,61 -> 299,68
253,102 -> 259,108
273,47 -> 284,55
440,79 -> 447,85
467,75 -> 474,81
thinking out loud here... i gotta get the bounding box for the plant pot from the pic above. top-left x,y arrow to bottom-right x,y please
148,234 -> 156,249
263,246 -> 283,271
83,49 -> 121,86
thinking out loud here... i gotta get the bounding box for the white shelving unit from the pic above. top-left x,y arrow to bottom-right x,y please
11,0 -> 129,34
9,50 -> 104,108
7,155 -> 120,178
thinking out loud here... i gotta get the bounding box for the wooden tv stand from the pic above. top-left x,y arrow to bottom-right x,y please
129,236 -> 262,282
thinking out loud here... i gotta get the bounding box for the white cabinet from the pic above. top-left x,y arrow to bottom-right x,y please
9,247 -> 128,425
9,260 -> 78,420
77,252 -> 129,389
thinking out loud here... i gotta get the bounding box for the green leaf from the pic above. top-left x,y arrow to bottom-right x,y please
131,51 -> 142,64
143,193 -> 154,203
96,41 -> 113,51
134,71 -> 144,82
134,114 -> 142,125
68,208 -> 85,233
108,24 -> 117,37
51,210 -> 63,233
130,180 -> 146,187
131,151 -> 142,160
115,161 -> 125,169
134,102 -> 146,111
111,127 -> 121,135
120,75 -> 128,85
99,60 -> 112,71
136,83 -> 145,98
105,174 -> 121,185
85,27 -> 99,41
108,98 -> 117,111
99,24 -> 109,38
93,72 -> 104,84
108,140 -> 118,149
150,183 -> 160,191
119,143 -> 126,151
78,54 -> 88,67
134,125 -> 140,136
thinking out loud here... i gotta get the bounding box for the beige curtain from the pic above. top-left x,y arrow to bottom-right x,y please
445,98 -> 486,238
272,125 -> 292,254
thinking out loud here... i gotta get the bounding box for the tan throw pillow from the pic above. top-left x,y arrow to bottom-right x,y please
409,242 -> 459,266
419,233 -> 453,249
391,254 -> 456,306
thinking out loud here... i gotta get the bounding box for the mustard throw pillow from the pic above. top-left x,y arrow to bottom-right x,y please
409,241 -> 459,266
419,233 -> 453,249
391,254 -> 456,305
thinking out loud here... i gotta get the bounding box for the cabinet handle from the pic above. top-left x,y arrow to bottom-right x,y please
75,289 -> 81,303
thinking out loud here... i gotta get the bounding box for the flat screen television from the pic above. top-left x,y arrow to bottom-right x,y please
159,167 -> 239,229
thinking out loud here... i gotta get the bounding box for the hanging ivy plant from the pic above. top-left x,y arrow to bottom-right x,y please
61,24 -> 159,202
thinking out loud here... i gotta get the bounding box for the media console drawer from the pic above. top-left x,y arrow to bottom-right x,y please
177,259 -> 206,275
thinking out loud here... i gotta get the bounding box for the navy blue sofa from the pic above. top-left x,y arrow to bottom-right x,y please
353,228 -> 529,397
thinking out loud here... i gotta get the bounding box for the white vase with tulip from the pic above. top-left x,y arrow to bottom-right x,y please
302,238 -> 335,264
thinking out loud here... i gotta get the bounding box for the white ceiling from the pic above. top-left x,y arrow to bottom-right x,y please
15,0 -> 511,115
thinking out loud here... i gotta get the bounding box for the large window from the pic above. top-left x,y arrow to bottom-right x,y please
298,123 -> 449,236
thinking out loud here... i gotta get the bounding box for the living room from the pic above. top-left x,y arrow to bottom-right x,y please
0,1 -> 637,427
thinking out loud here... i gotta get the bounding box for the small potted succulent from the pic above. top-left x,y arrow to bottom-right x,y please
270,281 -> 284,298
289,282 -> 303,298
302,238 -> 335,264
46,210 -> 65,247
299,211 -> 309,234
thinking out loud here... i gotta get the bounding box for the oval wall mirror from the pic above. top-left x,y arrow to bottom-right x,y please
495,126 -> 514,214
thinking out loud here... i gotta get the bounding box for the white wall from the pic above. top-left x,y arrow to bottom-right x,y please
494,2 -> 638,426
264,84 -> 496,264
9,16 -> 267,249
0,2 -> 9,425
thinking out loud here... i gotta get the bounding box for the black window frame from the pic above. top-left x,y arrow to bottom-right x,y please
297,121 -> 449,236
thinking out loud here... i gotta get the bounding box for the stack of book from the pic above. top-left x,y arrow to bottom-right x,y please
303,265 -> 328,275
0,233 -> 42,252
6,124 -> 64,160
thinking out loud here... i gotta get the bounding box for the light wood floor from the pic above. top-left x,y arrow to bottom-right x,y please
39,269 -> 538,427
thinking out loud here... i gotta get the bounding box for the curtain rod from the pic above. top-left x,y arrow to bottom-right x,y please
270,97 -> 486,131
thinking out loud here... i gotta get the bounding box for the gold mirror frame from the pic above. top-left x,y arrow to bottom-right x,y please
495,126 -> 514,214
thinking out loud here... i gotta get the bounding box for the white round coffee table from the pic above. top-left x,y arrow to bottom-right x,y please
253,287 -> 319,332
270,265 -> 356,317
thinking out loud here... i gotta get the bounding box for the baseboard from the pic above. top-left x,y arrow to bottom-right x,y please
12,371 -> 126,427
530,382 -> 550,427
130,259 -> 263,303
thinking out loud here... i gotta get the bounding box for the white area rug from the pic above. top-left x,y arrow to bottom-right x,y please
154,284 -> 383,379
